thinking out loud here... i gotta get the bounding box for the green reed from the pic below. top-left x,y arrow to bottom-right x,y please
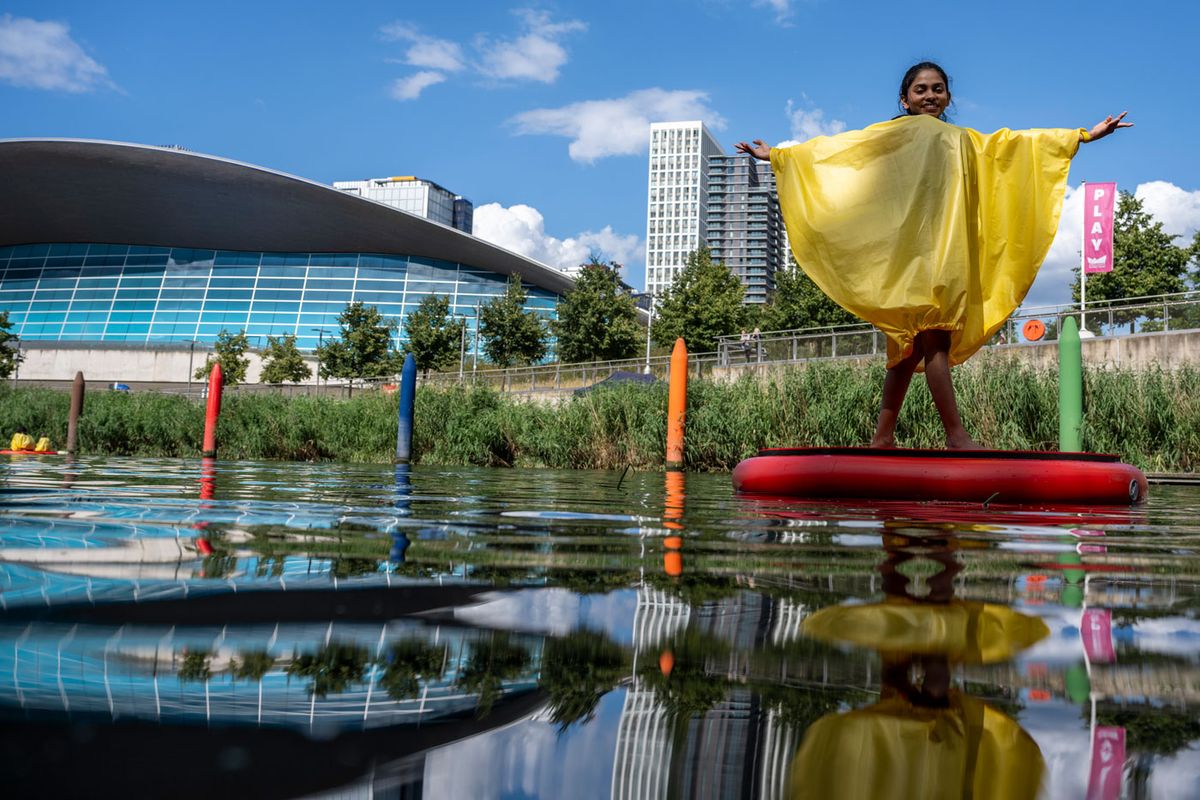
1,358 -> 1196,472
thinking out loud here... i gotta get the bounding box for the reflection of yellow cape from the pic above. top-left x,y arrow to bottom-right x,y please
802,600 -> 1049,664
770,116 -> 1079,368
788,692 -> 1044,800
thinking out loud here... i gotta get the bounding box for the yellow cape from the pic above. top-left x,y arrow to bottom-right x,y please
787,692 -> 1045,800
770,115 -> 1079,367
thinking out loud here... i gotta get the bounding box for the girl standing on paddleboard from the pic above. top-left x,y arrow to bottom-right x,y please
737,62 -> 1130,449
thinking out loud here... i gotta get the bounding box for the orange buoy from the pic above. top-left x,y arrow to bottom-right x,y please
663,550 -> 682,577
201,363 -> 224,458
665,338 -> 687,470
664,536 -> 683,550
1022,319 -> 1046,342
658,650 -> 675,677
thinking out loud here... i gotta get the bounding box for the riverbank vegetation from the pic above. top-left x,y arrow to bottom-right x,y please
2,357 -> 1197,472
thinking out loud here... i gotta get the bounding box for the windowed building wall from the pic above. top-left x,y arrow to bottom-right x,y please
705,155 -> 789,304
0,243 -> 558,351
644,121 -> 723,298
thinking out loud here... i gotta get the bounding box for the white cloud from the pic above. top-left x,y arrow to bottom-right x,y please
477,9 -> 586,83
390,71 -> 446,101
380,22 -> 465,72
784,98 -> 846,143
0,14 -> 114,93
1135,180 -> 1200,243
753,0 -> 793,23
474,203 -> 643,274
381,10 -> 583,100
1026,180 -> 1200,309
511,88 -> 726,163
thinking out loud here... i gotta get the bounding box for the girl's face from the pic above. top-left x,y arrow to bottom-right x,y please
901,68 -> 950,117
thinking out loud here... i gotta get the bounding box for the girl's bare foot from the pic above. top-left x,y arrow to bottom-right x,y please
870,435 -> 897,449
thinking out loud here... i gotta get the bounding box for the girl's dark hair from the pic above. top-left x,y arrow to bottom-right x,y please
899,61 -> 951,117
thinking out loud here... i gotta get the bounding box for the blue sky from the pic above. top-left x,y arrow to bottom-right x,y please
3,0 -> 1198,307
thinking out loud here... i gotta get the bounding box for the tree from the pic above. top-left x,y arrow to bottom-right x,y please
1071,192 -> 1191,332
194,329 -> 250,386
0,310 -> 22,379
318,302 -> 399,391
650,246 -> 746,352
403,294 -> 466,375
761,258 -> 858,332
479,273 -> 549,367
259,333 -> 312,384
554,259 -> 641,363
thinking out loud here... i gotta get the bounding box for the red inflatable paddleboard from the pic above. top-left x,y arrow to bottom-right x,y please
732,447 -> 1147,505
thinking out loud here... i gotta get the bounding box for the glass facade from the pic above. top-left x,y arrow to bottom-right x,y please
706,154 -> 788,304
0,243 -> 560,351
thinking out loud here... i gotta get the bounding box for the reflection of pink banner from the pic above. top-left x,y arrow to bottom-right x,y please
1082,608 -> 1116,663
1086,727 -> 1125,800
1083,182 -> 1117,274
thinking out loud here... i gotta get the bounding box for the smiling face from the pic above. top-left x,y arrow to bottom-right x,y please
901,68 -> 950,118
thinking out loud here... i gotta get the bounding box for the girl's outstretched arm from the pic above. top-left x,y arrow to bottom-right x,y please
1082,111 -> 1133,142
735,140 -> 772,161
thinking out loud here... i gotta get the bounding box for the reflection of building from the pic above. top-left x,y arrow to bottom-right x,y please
333,175 -> 474,234
0,621 -> 542,734
0,140 -> 567,359
612,589 -> 808,800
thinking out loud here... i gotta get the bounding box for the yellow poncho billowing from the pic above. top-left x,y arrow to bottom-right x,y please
770,114 -> 1080,368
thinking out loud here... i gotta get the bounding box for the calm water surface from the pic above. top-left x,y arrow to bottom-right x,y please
1,457 -> 1199,799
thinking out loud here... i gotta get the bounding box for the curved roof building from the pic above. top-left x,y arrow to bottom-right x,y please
0,138 -> 572,351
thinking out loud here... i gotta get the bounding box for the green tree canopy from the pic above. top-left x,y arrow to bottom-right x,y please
553,259 -> 640,363
318,302 -> 399,389
650,247 -> 746,352
1072,192 -> 1191,331
761,258 -> 859,332
259,333 -> 312,384
403,294 -> 466,375
479,273 -> 549,367
194,329 -> 250,386
0,310 -> 22,380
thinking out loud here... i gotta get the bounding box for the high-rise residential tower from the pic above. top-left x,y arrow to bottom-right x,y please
333,175 -> 474,233
705,154 -> 788,304
644,121 -> 723,298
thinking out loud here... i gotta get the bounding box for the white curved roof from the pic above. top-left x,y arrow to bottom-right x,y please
0,138 -> 574,295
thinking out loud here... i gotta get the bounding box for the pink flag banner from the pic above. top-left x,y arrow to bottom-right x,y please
1083,182 -> 1117,274
1082,608 -> 1116,664
1086,726 -> 1126,800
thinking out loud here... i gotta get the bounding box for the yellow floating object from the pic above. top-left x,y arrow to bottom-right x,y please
801,600 -> 1049,664
788,692 -> 1044,800
771,115 -> 1080,368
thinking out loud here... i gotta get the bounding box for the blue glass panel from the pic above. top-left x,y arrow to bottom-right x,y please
44,257 -> 85,268
169,249 -> 216,266
254,278 -> 303,289
128,245 -> 171,255
213,266 -> 258,277
354,280 -> 406,293
252,290 -> 302,302
208,277 -> 256,289
310,255 -> 359,267
76,277 -> 119,288
214,251 -> 261,266
302,291 -> 352,302
91,244 -> 129,256
305,279 -> 354,291
162,277 -> 208,288
405,259 -> 457,281
204,290 -> 253,301
3,279 -> 37,290
83,255 -> 126,267
125,255 -> 170,266
261,253 -> 309,266
113,289 -> 161,300
12,244 -> 50,257
160,289 -> 206,300
1,290 -> 35,301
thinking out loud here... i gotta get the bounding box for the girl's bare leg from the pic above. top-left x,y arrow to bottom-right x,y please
870,337 -> 924,448
921,330 -> 981,449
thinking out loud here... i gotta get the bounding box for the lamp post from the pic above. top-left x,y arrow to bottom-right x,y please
310,327 -> 327,389
632,292 -> 655,375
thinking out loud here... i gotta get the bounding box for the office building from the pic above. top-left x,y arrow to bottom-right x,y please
705,155 -> 788,304
644,121 -> 723,298
333,175 -> 474,234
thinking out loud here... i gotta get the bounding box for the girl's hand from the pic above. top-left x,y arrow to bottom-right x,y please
1085,111 -> 1133,142
735,139 -> 772,161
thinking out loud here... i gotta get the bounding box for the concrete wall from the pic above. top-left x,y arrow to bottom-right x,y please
710,329 -> 1200,382
16,344 -> 319,386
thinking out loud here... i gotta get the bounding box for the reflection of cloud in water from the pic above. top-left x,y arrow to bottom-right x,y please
1018,701 -> 1090,799
452,588 -> 639,646
1150,749 -> 1200,797
423,688 -> 625,800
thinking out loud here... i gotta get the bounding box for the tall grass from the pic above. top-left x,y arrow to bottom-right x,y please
1,358 -> 1196,472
